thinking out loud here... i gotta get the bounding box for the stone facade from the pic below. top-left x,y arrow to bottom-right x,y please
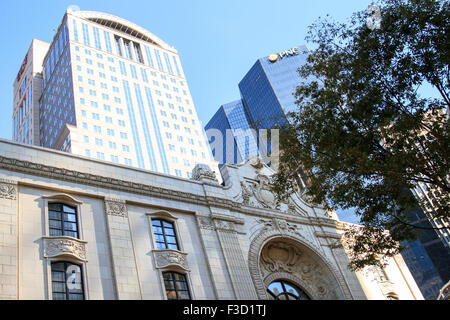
0,139 -> 422,300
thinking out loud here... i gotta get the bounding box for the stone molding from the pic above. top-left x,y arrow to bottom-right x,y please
0,155 -> 341,229
152,249 -> 189,271
42,236 -> 87,261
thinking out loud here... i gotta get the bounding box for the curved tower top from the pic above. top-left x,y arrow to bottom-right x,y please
69,10 -> 176,53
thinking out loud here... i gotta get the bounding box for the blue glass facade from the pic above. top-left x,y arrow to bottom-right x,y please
205,100 -> 258,165
399,202 -> 450,300
40,19 -> 75,150
206,45 -> 308,165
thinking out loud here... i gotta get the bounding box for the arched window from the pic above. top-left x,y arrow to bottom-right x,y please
51,262 -> 84,300
162,271 -> 191,300
48,203 -> 79,238
267,280 -> 311,300
152,219 -> 179,250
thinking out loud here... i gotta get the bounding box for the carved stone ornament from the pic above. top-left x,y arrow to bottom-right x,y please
261,241 -> 302,273
249,157 -> 264,170
191,164 -> 217,182
197,216 -> 215,230
0,181 -> 16,200
43,237 -> 87,261
214,219 -> 236,233
105,199 -> 127,218
153,249 -> 189,271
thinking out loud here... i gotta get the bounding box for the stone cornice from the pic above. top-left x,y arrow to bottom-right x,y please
0,155 -> 340,230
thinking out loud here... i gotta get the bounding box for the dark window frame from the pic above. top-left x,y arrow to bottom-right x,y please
48,203 -> 79,238
162,271 -> 191,300
51,261 -> 85,300
151,219 -> 179,251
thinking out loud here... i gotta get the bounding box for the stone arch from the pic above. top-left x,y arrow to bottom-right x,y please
248,222 -> 352,300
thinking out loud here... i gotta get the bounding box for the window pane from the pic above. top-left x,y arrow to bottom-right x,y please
63,205 -> 76,213
49,220 -> 62,229
49,211 -> 61,220
174,273 -> 186,282
176,281 -> 187,291
162,221 -> 173,228
152,220 -> 161,227
64,213 -> 77,222
52,282 -> 66,293
178,290 -> 190,300
65,231 -> 78,238
166,236 -> 177,244
164,280 -> 175,290
53,293 -> 66,300
167,244 -> 178,250
268,282 -> 283,296
50,228 -> 63,236
49,203 -> 62,211
69,293 -> 84,300
64,222 -> 77,231
51,271 -> 65,282
154,234 -> 165,242
166,290 -> 177,300
284,283 -> 299,297
164,228 -> 175,236
152,227 -> 163,234
162,272 -> 172,281
156,242 -> 167,250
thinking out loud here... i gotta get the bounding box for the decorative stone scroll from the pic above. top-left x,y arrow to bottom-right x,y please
153,249 -> 189,271
43,237 -> 87,261
105,199 -> 128,218
0,180 -> 17,200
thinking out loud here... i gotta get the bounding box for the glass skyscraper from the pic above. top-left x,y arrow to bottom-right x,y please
15,9 -> 219,179
205,45 -> 309,165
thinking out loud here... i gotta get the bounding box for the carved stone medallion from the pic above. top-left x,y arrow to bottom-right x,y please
105,199 -> 127,218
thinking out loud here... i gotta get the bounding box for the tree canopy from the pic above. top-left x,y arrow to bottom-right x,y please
273,0 -> 449,269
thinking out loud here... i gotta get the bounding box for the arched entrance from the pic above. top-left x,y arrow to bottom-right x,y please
248,226 -> 350,300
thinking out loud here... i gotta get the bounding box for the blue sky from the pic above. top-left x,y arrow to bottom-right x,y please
0,0 -> 383,223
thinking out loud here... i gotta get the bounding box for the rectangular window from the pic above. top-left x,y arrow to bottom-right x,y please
154,49 -> 164,71
104,31 -> 112,53
119,61 -> 127,76
72,19 -> 79,42
130,64 -> 138,79
48,203 -> 79,238
172,56 -> 181,77
51,262 -> 84,300
163,52 -> 174,75
141,68 -> 148,83
144,46 -> 154,68
93,27 -> 101,49
81,23 -> 90,46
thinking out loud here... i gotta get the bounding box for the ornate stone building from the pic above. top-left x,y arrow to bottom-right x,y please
0,139 -> 422,300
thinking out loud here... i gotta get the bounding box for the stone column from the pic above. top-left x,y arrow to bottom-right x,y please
213,217 -> 258,300
104,198 -> 142,300
0,179 -> 18,299
196,215 -> 235,299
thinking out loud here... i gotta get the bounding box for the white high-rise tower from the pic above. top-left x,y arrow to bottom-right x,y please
35,9 -> 219,179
